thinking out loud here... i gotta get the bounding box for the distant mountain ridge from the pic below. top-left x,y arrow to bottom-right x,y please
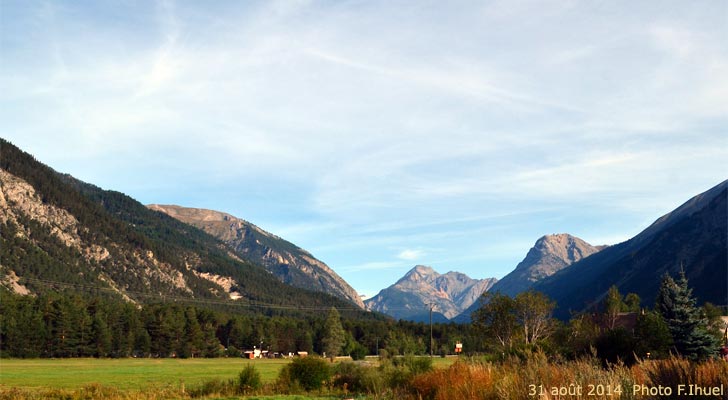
365,265 -> 497,321
532,179 -> 728,319
147,205 -> 364,308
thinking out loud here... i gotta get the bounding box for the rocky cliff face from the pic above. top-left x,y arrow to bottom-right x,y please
147,204 -> 365,308
489,233 -> 606,297
0,169 -> 206,300
364,265 -> 497,321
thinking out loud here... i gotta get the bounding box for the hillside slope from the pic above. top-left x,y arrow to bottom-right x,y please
147,204 -> 364,308
0,138 -> 365,317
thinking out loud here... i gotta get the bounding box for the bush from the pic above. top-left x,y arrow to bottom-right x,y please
278,356 -> 332,391
225,345 -> 241,358
393,354 -> 433,375
237,364 -> 262,394
188,378 -> 234,397
333,361 -> 385,394
350,343 -> 368,360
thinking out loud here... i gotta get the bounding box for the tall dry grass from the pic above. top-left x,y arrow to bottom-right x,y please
412,352 -> 637,400
410,353 -> 728,400
635,357 -> 728,399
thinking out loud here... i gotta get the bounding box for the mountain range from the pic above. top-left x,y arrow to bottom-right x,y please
1,138 -> 725,323
364,265 -> 496,322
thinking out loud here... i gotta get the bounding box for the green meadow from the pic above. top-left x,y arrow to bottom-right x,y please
0,356 -> 457,394
0,358 -> 287,391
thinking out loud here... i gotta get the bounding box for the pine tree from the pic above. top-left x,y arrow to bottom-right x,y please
656,271 -> 717,360
322,307 -> 345,360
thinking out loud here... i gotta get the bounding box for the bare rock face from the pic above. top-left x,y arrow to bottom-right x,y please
148,204 -> 365,308
364,265 -> 497,321
0,168 -> 82,250
487,233 -> 606,297
0,169 -> 197,299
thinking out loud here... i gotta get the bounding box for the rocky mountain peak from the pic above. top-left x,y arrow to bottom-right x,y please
365,265 -> 497,321
398,265 -> 437,283
527,233 -> 604,268
488,233 -> 605,298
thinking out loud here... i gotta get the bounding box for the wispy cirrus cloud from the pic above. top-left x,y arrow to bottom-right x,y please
2,0 -> 726,297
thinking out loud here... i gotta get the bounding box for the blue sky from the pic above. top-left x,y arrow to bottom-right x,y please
2,1 -> 727,299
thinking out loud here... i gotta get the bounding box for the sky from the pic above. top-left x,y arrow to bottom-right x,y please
1,1 -> 727,299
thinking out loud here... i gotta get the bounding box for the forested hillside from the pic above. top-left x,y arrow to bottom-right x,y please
0,138 -> 365,316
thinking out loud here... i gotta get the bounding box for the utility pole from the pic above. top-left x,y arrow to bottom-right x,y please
428,303 -> 434,357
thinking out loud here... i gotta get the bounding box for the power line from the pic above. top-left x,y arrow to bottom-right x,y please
13,276 -> 367,313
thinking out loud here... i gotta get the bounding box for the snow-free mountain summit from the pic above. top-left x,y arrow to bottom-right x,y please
454,233 -> 605,322
489,233 -> 606,297
148,205 -> 364,308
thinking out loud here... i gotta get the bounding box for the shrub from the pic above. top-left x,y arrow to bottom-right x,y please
278,356 -> 332,391
393,354 -> 433,375
225,345 -> 241,358
237,364 -> 262,394
349,343 -> 368,360
333,361 -> 385,394
188,378 -> 234,397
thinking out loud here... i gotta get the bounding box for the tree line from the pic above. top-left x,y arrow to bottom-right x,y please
0,289 -> 483,359
1,270 -> 723,361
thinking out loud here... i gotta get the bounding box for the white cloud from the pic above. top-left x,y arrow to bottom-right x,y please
397,249 -> 424,261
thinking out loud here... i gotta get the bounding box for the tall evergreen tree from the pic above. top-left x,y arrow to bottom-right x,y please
322,307 -> 345,360
655,271 -> 717,360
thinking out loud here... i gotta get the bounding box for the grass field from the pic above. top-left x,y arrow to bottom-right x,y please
0,356 -> 457,392
0,358 -> 287,391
